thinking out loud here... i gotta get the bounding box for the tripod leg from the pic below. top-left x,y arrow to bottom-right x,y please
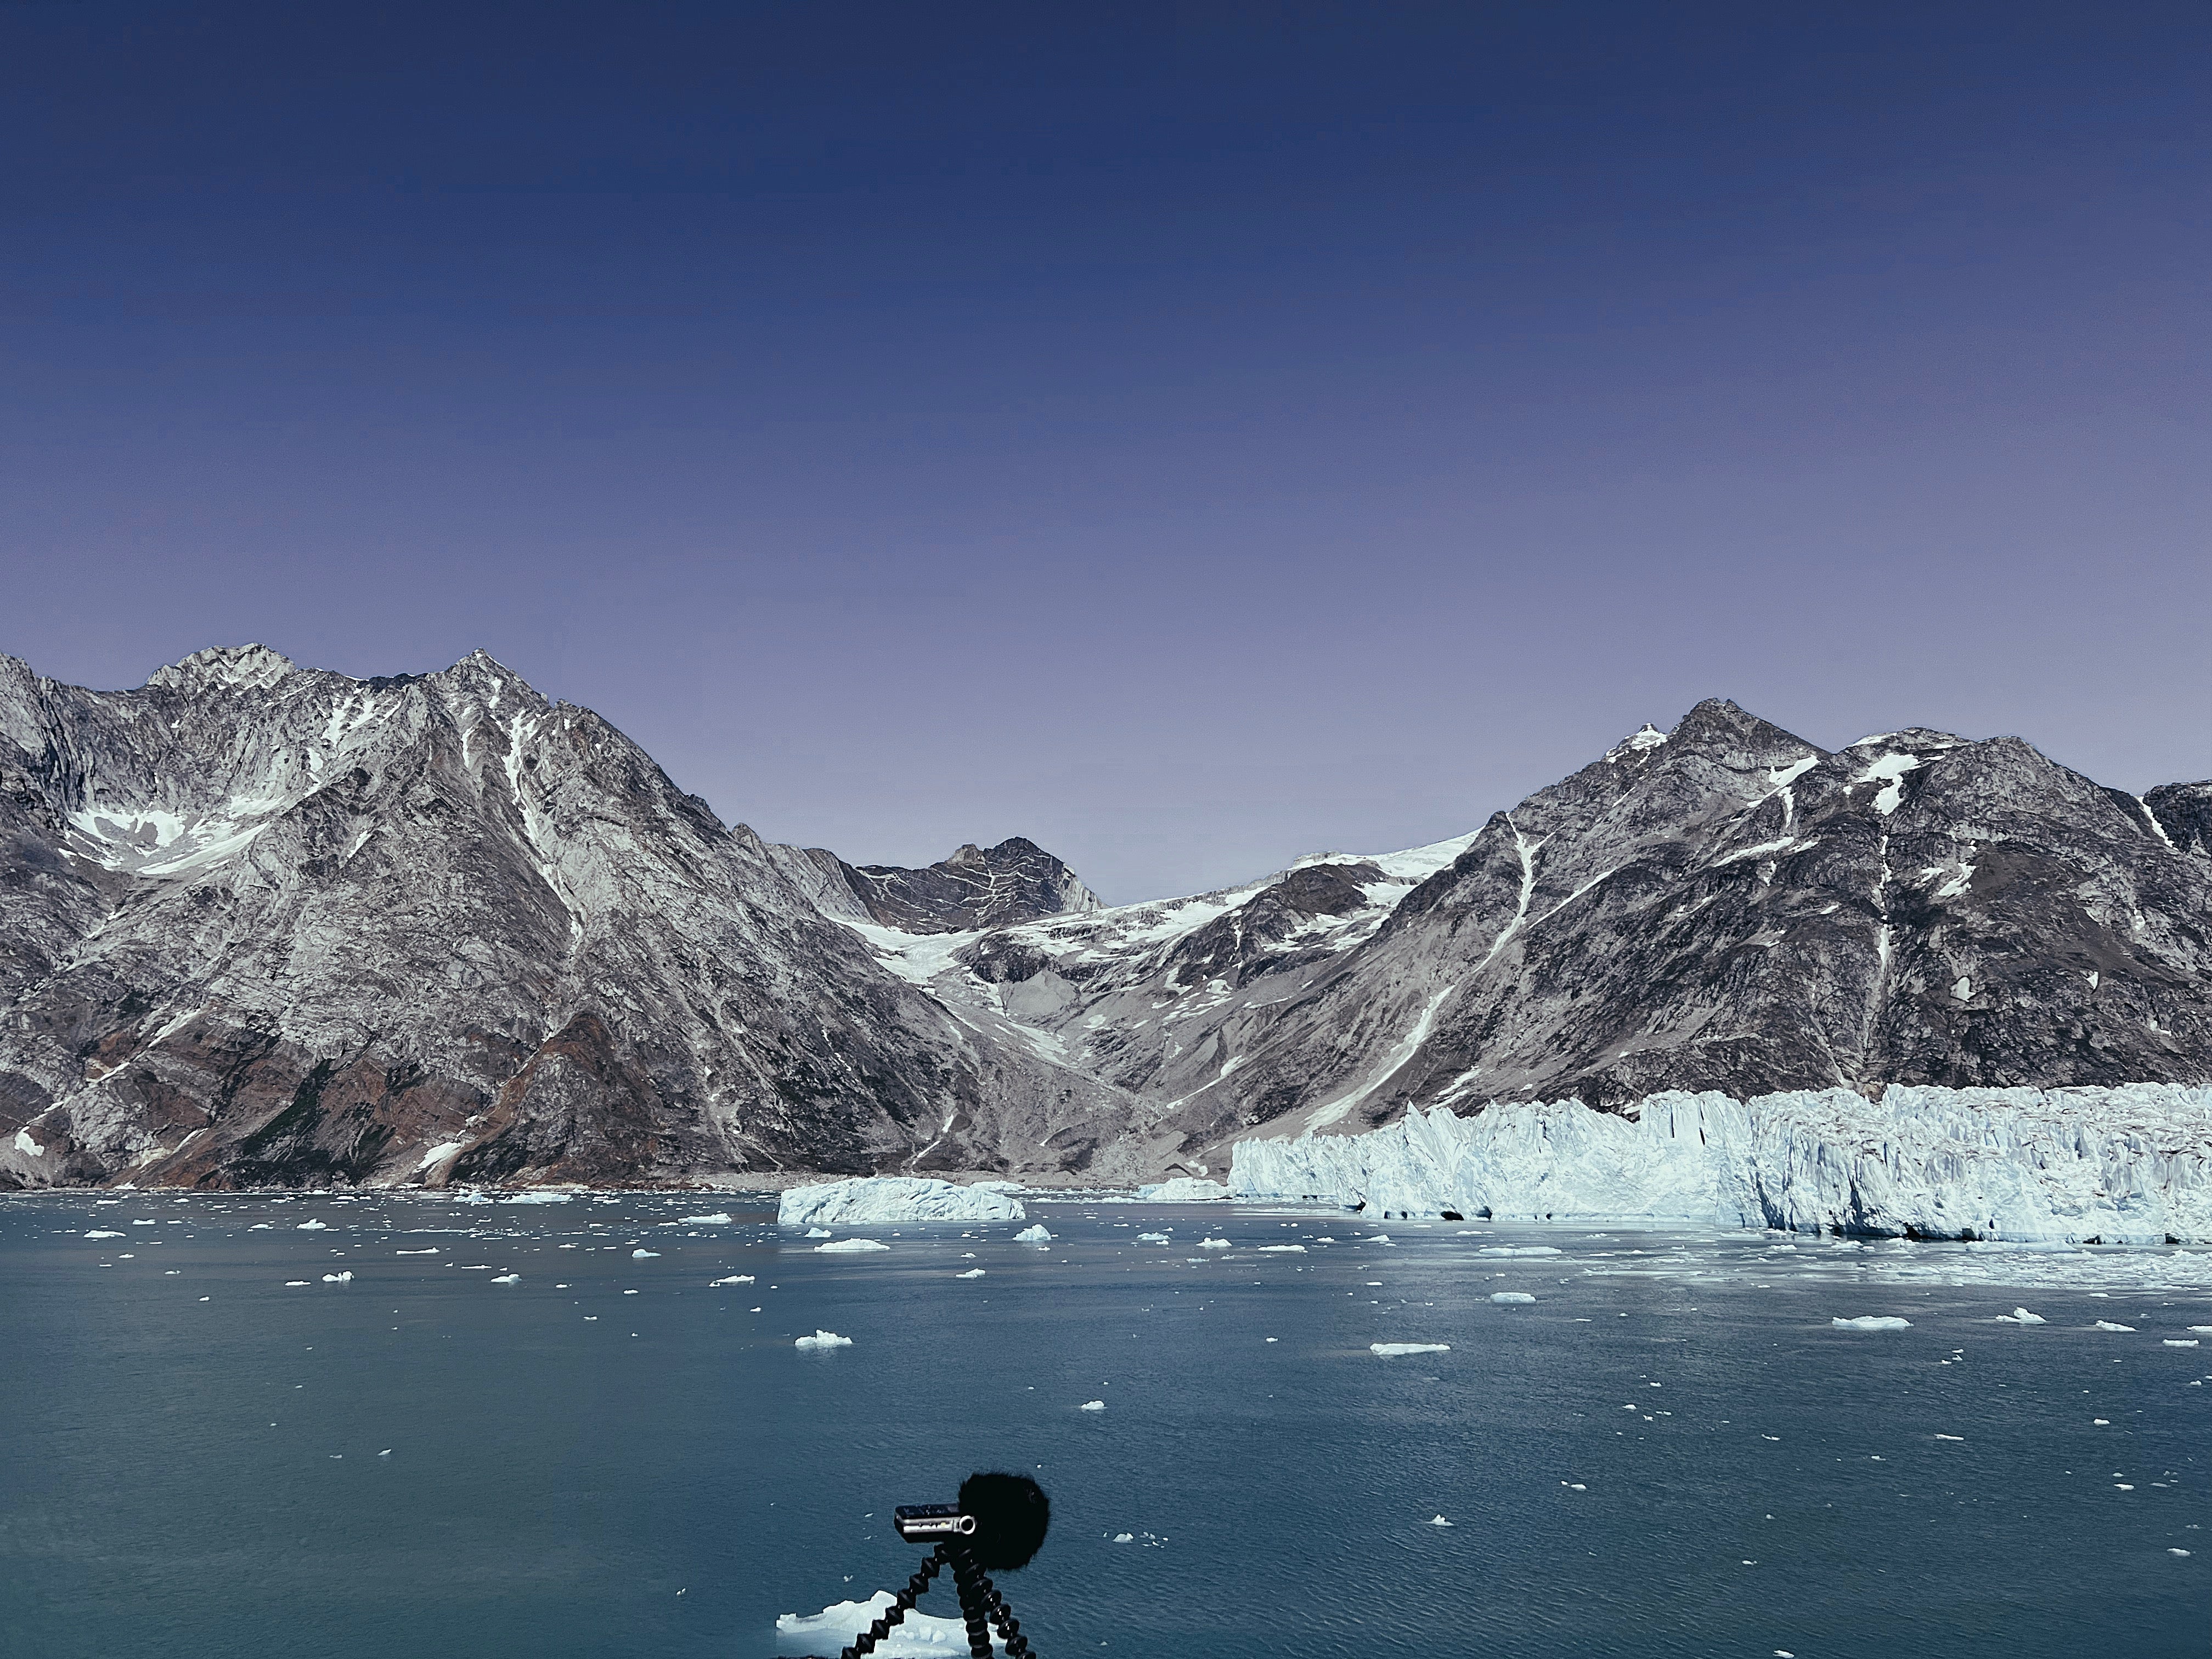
970,1568 -> 1036,1659
840,1545 -> 947,1659
947,1546 -> 997,1659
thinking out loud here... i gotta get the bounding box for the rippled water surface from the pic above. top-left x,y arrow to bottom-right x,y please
3,1193 -> 2208,1658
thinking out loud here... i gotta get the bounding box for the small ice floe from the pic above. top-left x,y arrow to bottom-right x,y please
2093,1321 -> 2137,1333
1015,1224 -> 1053,1244
378,1449 -> 392,1457
1368,1234 -> 1392,1244
284,1280 -> 311,1287
397,1248 -> 438,1255
805,1228 -> 833,1239
631,1249 -> 659,1259
622,1290 -> 638,1295
2191,1327 -> 2212,1334
681,1214 -> 733,1225
1137,1233 -> 1171,1244
1112,1532 -> 1135,1544
1429,1515 -> 1453,1527
957,1269 -> 986,1279
249,1223 -> 273,1230
2092,1419 -> 2110,1425
1934,1434 -> 1965,1442
2171,1549 -> 2193,1558
1197,1238 -> 1232,1250
1997,1308 -> 2046,1324
297,1221 -> 328,1231
320,1272 -> 353,1283
1831,1316 -> 1912,1331
709,1274 -> 755,1286
794,1330 -> 853,1350
1491,1292 -> 1537,1305
500,1191 -> 573,1205
1477,1246 -> 1562,1258
492,1274 -> 520,1285
1257,1245 -> 1306,1254
1370,1342 -> 1451,1357
816,1238 -> 890,1254
131,1218 -> 156,1226
1079,1400 -> 1106,1411
84,1231 -> 124,1240
2163,1339 -> 2200,1348
776,1593 -> 998,1656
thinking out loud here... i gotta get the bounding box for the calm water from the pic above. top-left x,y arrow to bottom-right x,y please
2,1192 -> 2207,1658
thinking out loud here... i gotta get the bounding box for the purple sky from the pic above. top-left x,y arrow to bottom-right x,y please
5,4 -> 2208,902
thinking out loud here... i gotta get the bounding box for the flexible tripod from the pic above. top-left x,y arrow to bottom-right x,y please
825,1538 -> 1036,1659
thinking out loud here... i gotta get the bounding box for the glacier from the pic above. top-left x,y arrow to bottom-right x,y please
776,1176 -> 1027,1227
1228,1084 -> 2212,1244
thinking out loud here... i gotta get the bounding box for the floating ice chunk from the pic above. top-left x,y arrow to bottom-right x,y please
2164,1339 -> 2200,1347
397,1248 -> 439,1255
84,1231 -> 124,1239
1368,1234 -> 1392,1244
1137,1233 -> 1171,1244
1429,1515 -> 1453,1527
2092,1418 -> 2109,1425
320,1271 -> 353,1283
297,1221 -> 328,1231
776,1591 -> 1003,1655
1934,1434 -> 1965,1442
681,1213 -> 733,1225
794,1330 -> 853,1350
710,1274 -> 755,1286
779,1177 -> 1025,1227
2093,1321 -> 2137,1333
1998,1308 -> 2046,1324
378,1449 -> 392,1457
631,1249 -> 659,1259
1831,1317 -> 1912,1331
805,1228 -> 833,1239
249,1223 -> 273,1231
1491,1291 -> 1537,1305
957,1269 -> 986,1279
1111,1532 -> 1134,1544
1477,1246 -> 1562,1257
2192,1326 -> 2212,1334
500,1192 -> 572,1205
1137,1177 -> 1230,1202
1257,1245 -> 1307,1254
284,1280 -> 310,1286
2171,1549 -> 2193,1558
1198,1238 -> 1232,1250
491,1274 -> 520,1285
131,1219 -> 156,1226
1015,1225 -> 1053,1244
1079,1400 -> 1106,1411
1371,1342 -> 1451,1357
817,1238 -> 891,1254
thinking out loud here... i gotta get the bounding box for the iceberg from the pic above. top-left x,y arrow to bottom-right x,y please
778,1177 -> 1025,1227
1490,1291 -> 1536,1304
710,1274 -> 755,1286
1370,1342 -> 1451,1356
776,1592 -> 1003,1655
794,1330 -> 853,1350
1831,1316 -> 1912,1331
1997,1308 -> 2047,1324
1229,1083 -> 2212,1244
1015,1224 -> 1053,1244
1137,1177 -> 1231,1202
816,1238 -> 890,1254
680,1212 -> 733,1225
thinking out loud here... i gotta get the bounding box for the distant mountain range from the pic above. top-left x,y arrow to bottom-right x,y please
2,645 -> 2205,1191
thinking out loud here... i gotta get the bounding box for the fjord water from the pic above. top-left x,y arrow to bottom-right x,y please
3,1197 -> 2205,1659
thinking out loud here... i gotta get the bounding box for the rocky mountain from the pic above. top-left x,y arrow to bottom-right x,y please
865,699 -> 2212,1170
1,649 -> 2204,1193
0,646 -> 1148,1192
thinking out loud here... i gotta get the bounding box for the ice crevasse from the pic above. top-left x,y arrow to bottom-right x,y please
1228,1084 -> 2212,1244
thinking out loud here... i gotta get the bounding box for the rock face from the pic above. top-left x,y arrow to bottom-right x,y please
0,646 -> 1142,1191
2,650 -> 2205,1193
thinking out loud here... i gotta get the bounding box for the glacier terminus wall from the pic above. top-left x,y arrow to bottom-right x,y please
1229,1085 -> 2212,1244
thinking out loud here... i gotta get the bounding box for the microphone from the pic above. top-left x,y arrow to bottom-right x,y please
893,1472 -> 1051,1571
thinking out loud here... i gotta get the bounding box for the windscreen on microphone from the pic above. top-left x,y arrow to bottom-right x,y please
956,1471 -> 1051,1572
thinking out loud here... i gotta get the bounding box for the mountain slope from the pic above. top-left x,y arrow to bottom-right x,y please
0,647 -> 1143,1190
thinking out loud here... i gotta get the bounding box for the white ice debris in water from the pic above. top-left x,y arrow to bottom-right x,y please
1198,1238 -> 1232,1250
2192,1326 -> 2212,1334
1229,1083 -> 2212,1243
284,1280 -> 310,1287
816,1238 -> 891,1254
631,1249 -> 659,1259
1137,1177 -> 1231,1202
1137,1232 -> 1172,1244
492,1274 -> 520,1285
1999,1308 -> 2047,1324
1371,1342 -> 1451,1357
320,1271 -> 353,1283
500,1191 -> 572,1205
2093,1321 -> 2137,1333
778,1176 -> 1025,1227
776,1591 -> 1001,1656
296,1220 -> 328,1231
2163,1339 -> 2199,1347
84,1231 -> 124,1239
1015,1224 -> 1053,1244
1257,1244 -> 1307,1254
957,1269 -> 987,1279
1491,1291 -> 1537,1304
794,1330 -> 853,1350
1112,1533 -> 1135,1544
681,1213 -> 733,1225
2172,1549 -> 2194,1558
1477,1245 -> 1562,1257
397,1248 -> 438,1255
1429,1515 -> 1454,1526
1079,1400 -> 1107,1411
1831,1316 -> 1913,1331
805,1228 -> 833,1239
710,1274 -> 755,1286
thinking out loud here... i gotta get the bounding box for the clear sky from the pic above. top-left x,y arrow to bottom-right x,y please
5,3 -> 2207,902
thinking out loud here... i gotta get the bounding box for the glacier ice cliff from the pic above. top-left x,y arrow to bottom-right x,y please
777,1175 -> 1028,1226
1228,1084 -> 2212,1244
